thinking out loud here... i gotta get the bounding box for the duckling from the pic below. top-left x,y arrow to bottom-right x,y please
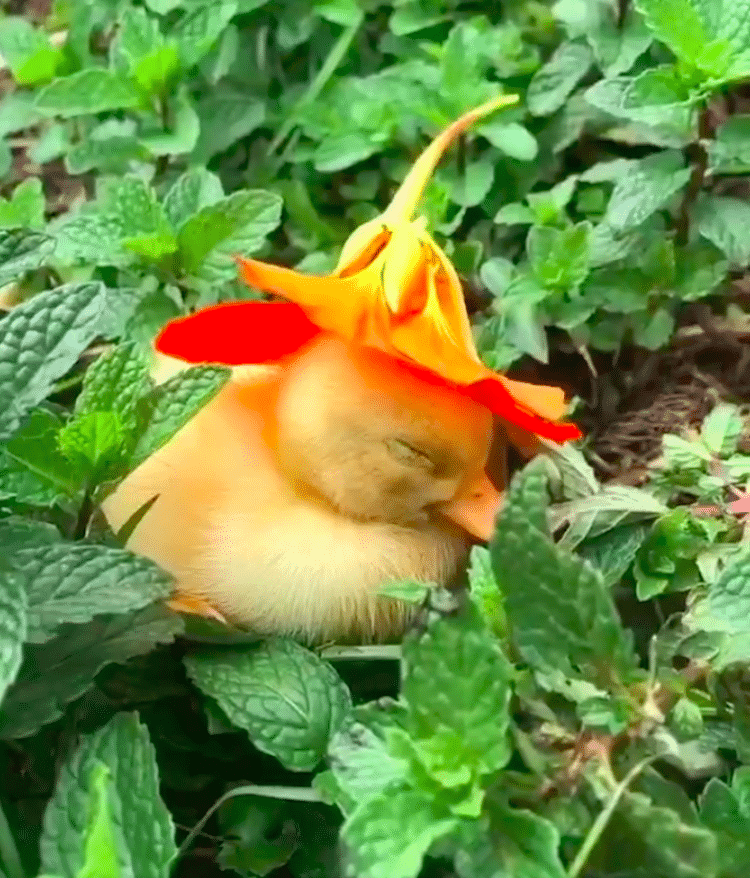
102,333 -> 502,643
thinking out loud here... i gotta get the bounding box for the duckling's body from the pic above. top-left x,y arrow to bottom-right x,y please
103,335 -> 499,642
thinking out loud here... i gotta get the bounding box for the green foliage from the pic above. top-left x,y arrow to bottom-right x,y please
1,1 -> 750,877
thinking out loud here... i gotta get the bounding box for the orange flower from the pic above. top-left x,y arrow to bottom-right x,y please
157,94 -> 581,444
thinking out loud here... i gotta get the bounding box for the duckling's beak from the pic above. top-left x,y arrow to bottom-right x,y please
439,471 -> 503,542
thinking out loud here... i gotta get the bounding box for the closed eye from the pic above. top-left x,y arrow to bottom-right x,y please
385,438 -> 433,468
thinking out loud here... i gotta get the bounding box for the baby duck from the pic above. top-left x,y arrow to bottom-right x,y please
102,333 -> 501,642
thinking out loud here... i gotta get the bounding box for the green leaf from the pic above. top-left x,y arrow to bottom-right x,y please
176,189 -> 282,282
378,579 -> 431,603
75,343 -> 152,424
578,523 -> 651,588
709,115 -> 750,173
192,90 -> 265,162
312,132 -> 383,172
584,66 -> 695,132
600,787 -> 718,878
634,0 -> 712,65
0,17 -> 62,85
58,411 -> 127,478
694,195 -> 750,266
139,88 -> 199,156
0,604 -> 182,739
490,460 -> 635,678
700,768 -> 750,877
113,6 -> 180,94
690,549 -> 750,639
0,407 -> 81,501
0,177 -> 45,229
527,41 -> 593,116
342,786 -> 457,878
130,365 -> 230,468
605,150 -> 691,230
0,282 -> 107,442
0,567 -> 26,705
76,763 -> 122,878
172,1 -> 238,68
454,804 -> 566,878
11,541 -> 173,643
478,121 -> 538,161
162,168 -> 224,231
587,6 -> 653,76
400,606 -> 512,776
528,221 -> 591,291
701,402 -> 743,456
40,712 -> 177,878
54,178 -> 177,266
35,70 -> 143,117
184,638 -> 352,771
328,722 -> 409,813
0,227 -> 54,284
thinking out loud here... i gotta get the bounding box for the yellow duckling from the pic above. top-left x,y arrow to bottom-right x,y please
103,335 -> 501,642
102,93 -> 580,642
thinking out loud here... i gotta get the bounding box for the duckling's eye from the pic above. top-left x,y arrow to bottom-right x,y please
385,438 -> 433,468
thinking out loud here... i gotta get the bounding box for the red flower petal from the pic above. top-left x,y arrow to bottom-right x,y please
155,301 -> 321,365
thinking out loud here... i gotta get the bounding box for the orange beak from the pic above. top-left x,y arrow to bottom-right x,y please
440,470 -> 503,542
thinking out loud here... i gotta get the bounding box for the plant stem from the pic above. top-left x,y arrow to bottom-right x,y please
177,784 -> 325,859
0,799 -> 24,878
268,15 -> 363,158
567,754 -> 659,878
321,644 -> 401,661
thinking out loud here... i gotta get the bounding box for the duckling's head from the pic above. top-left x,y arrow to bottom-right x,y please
274,334 -> 500,538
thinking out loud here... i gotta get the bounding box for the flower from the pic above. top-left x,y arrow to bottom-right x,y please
156,93 -> 581,445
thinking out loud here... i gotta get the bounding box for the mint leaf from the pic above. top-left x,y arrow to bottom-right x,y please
0,227 -> 54,284
401,606 -> 512,777
40,712 -> 177,878
162,168 -> 224,231
328,723 -> 409,812
605,150 -> 691,230
57,411 -> 127,480
130,365 -> 230,468
527,221 -> 591,291
342,786 -> 457,878
694,195 -> 750,266
634,0 -> 712,65
12,541 -> 173,642
490,461 -> 635,678
185,638 -> 352,771
689,549 -> 750,641
176,189 -> 282,281
35,70 -> 142,117
0,17 -> 62,85
0,282 -> 106,442
700,768 -> 750,876
75,343 -> 152,423
0,605 -> 182,740
584,67 -> 695,132
605,788 -> 718,878
709,115 -> 750,173
527,42 -> 593,116
193,91 -> 265,162
0,177 -> 45,229
478,121 -> 538,161
54,178 -> 176,266
0,568 -> 26,704
76,763 -> 123,878
172,1 -> 238,68
454,805 -> 566,878
1,408 -> 81,500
